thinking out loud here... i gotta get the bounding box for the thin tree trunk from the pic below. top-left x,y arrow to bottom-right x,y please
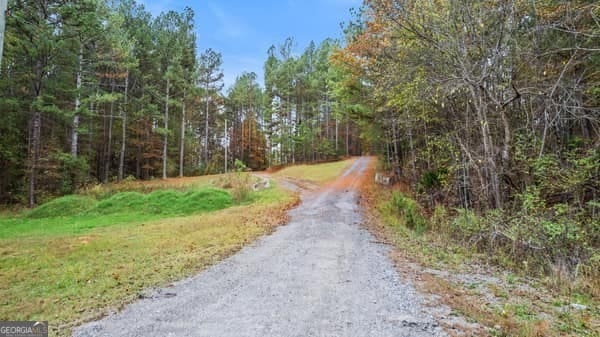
407,114 -> 417,182
470,86 -> 502,208
325,93 -> 330,143
335,116 -> 339,154
0,0 -> 7,69
392,118 -> 401,177
241,105 -> 245,162
104,81 -> 115,183
29,111 -> 41,207
71,45 -> 83,157
224,118 -> 228,173
204,81 -> 210,166
345,119 -> 350,156
179,88 -> 186,177
118,69 -> 129,181
163,77 -> 170,179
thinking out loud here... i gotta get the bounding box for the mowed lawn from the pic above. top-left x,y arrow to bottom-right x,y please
0,175 -> 297,337
0,159 -> 354,337
273,158 -> 356,184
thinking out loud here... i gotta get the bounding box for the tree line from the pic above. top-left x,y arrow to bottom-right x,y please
334,0 -> 599,276
0,0 -> 361,206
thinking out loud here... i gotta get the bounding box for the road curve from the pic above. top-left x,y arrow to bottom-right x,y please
74,157 -> 446,337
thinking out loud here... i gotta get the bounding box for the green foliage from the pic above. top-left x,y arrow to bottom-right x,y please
451,208 -> 482,239
53,152 -> 91,195
317,139 -> 336,158
234,159 -> 247,172
389,192 -> 427,233
420,168 -> 448,190
430,205 -> 449,232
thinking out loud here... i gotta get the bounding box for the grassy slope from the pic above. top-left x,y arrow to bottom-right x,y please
0,189 -> 233,238
0,160 -> 355,337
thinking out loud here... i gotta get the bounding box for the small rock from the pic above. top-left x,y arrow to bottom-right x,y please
570,303 -> 587,311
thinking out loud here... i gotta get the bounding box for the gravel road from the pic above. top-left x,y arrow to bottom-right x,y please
74,157 -> 446,337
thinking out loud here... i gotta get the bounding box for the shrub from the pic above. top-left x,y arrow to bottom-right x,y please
390,192 -> 427,233
52,152 -> 90,195
430,205 -> 450,233
228,160 -> 252,202
451,208 -> 482,239
420,168 -> 448,190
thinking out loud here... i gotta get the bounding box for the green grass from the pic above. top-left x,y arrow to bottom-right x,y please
26,195 -> 97,219
0,179 -> 298,337
1,188 -> 233,239
93,188 -> 232,216
273,158 -> 356,184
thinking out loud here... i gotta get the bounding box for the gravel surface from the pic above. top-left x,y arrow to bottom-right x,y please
73,157 -> 446,337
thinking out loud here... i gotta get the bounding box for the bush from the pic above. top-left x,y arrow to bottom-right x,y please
451,208 -> 482,239
228,173 -> 251,202
430,205 -> 449,233
420,168 -> 448,190
390,192 -> 427,233
228,160 -> 252,202
52,152 -> 90,195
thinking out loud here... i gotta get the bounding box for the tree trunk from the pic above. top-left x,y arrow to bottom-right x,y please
28,111 -> 41,208
391,118 -> 401,177
204,81 -> 210,166
179,88 -> 186,177
104,81 -> 115,183
470,86 -> 502,208
224,118 -> 228,173
345,119 -> 350,156
71,45 -> 83,157
163,77 -> 170,179
335,116 -> 339,154
407,114 -> 417,182
325,93 -> 330,143
118,69 -> 129,181
0,0 -> 7,68
240,105 -> 245,162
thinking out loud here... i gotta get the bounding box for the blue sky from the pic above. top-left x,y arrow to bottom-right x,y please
140,0 -> 360,90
